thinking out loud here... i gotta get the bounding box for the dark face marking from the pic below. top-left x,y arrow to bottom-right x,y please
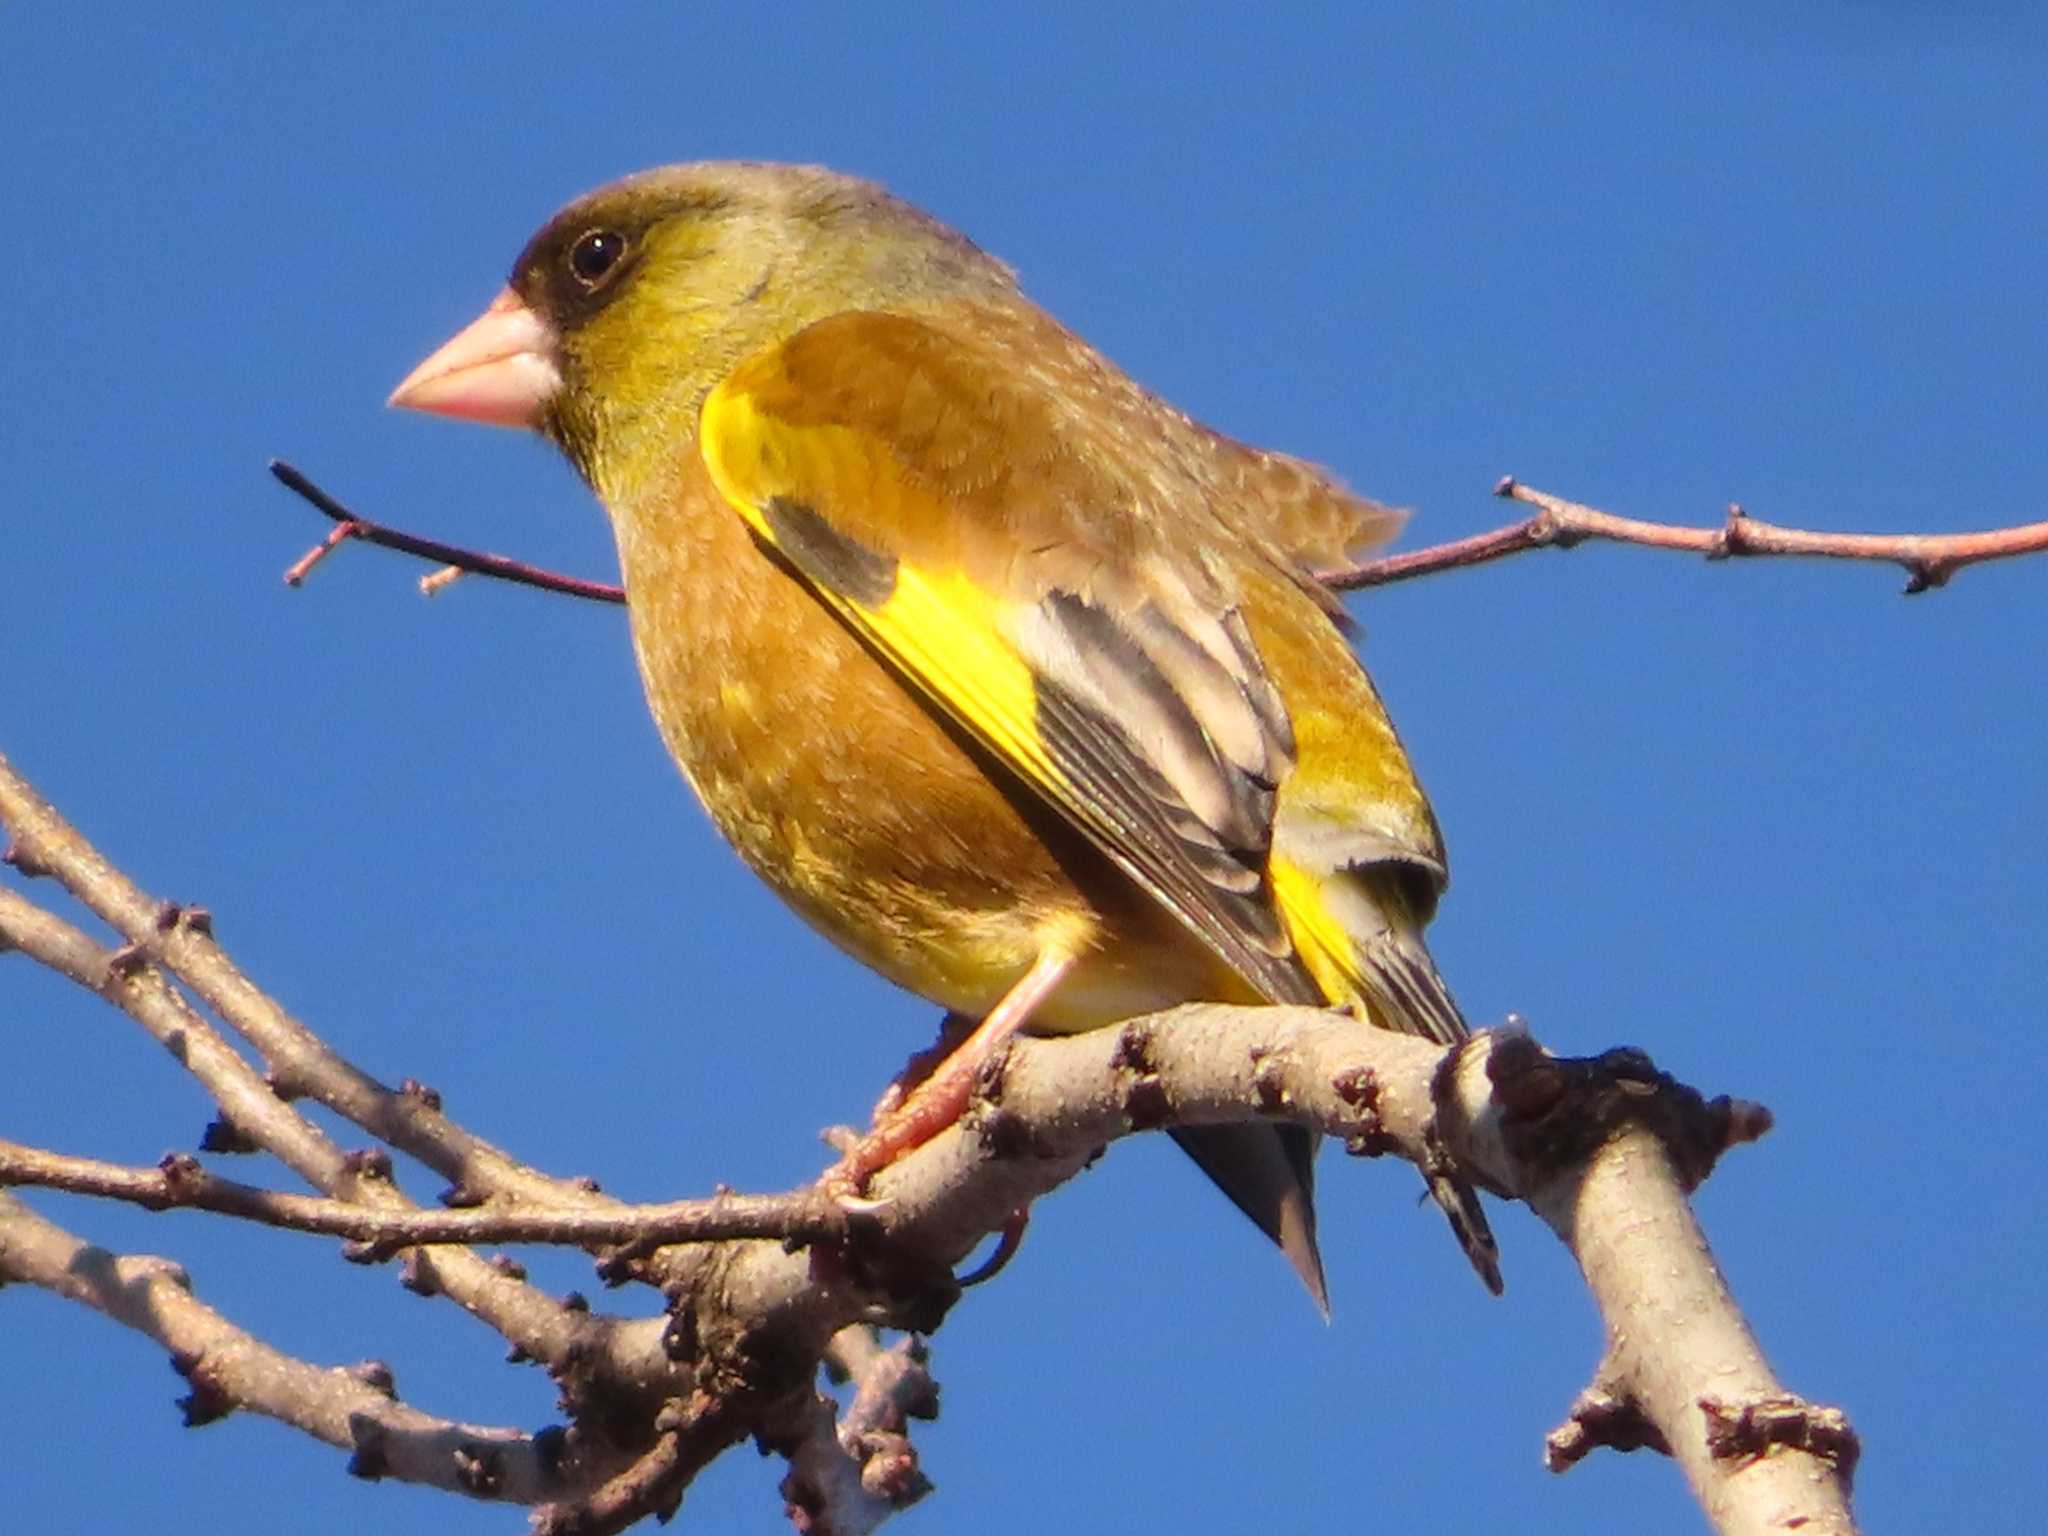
512,215 -> 648,331
507,187 -> 736,333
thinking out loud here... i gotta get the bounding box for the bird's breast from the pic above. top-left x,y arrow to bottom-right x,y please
605,451 -> 1231,1024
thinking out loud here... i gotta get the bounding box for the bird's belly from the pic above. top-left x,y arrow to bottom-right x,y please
616,487 -> 1237,1022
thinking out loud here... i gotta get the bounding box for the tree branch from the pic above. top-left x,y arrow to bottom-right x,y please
271,460 -> 625,603
0,1139 -> 842,1252
772,1328 -> 937,1535
0,1192 -> 569,1503
0,879 -> 608,1377
268,461 -> 2045,608
1462,1039 -> 1856,1530
0,747 -> 600,1211
3,746 -> 1857,1533
1322,477 -> 2048,593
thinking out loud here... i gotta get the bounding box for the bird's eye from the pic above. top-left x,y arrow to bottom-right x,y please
567,229 -> 627,288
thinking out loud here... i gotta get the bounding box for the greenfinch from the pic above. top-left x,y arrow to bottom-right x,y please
390,162 -> 1498,1306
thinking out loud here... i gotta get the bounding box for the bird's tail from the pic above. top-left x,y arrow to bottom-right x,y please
1271,858 -> 1504,1294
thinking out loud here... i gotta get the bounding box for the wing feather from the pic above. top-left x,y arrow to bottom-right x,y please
699,324 -> 1319,1004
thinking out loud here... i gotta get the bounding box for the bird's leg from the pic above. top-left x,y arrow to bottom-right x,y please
827,948 -> 1075,1198
871,1011 -> 979,1120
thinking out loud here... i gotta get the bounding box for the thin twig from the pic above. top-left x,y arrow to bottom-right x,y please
1325,477 -> 2048,594
272,460 -> 625,602
0,750 -> 613,1215
0,1140 -> 842,1251
0,1192 -> 572,1503
271,461 -> 2047,606
0,884 -> 363,1196
0,844 -> 605,1374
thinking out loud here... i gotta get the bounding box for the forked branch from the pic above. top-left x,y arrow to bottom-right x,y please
1,747 -> 1858,1535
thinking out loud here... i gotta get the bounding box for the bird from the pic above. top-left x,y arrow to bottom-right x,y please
388,161 -> 1499,1308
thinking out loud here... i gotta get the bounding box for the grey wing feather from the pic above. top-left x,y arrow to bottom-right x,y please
1010,586 -> 1319,1004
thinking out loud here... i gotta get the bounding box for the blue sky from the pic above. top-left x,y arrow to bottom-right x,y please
2,5 -> 2040,1532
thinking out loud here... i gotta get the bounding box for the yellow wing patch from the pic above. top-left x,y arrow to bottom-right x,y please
858,562 -> 1053,785
701,378 -> 1056,793
1268,855 -> 1363,1009
699,369 -> 1315,1003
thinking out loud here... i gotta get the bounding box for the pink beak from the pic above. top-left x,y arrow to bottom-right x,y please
388,288 -> 562,429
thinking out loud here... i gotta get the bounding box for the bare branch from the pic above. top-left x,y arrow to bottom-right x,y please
0,750 -> 624,1213
267,461 -> 2046,616
773,1369 -> 932,1535
776,1389 -> 902,1536
0,883 -> 612,1368
1324,478 -> 2048,594
0,1139 -> 840,1251
5,747 -> 1856,1534
531,1391 -> 745,1536
1459,1037 -> 1853,1533
771,1327 -> 938,1532
0,883 -> 367,1196
1548,1129 -> 1856,1531
271,460 -> 626,603
0,1192 -> 569,1503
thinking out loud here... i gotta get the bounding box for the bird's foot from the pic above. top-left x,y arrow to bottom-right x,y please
870,1012 -> 978,1120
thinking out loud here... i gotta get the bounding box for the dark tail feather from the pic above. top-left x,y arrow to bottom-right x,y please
1359,921 -> 1504,1294
1167,862 -> 1501,1304
1424,1164 -> 1502,1295
1170,1122 -> 1329,1313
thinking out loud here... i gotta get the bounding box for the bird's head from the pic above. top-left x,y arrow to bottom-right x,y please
389,161 -> 1013,499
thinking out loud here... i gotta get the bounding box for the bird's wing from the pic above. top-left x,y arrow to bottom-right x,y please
697,309 -> 1317,1004
1206,436 -> 1411,585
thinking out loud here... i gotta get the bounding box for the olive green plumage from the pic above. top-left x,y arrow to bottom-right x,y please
393,162 -> 1499,1306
